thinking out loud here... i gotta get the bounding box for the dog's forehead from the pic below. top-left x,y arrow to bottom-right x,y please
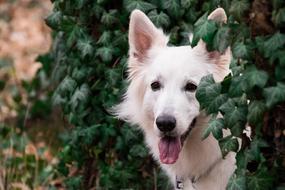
148,46 -> 209,81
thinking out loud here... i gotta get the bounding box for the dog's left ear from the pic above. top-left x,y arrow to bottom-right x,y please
128,10 -> 168,62
194,8 -> 231,78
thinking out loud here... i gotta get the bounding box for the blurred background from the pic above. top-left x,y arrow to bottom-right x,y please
0,0 -> 64,189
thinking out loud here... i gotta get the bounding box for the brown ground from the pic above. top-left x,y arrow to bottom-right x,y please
0,0 -> 52,119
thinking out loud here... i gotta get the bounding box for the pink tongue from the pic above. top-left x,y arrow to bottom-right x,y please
158,136 -> 181,164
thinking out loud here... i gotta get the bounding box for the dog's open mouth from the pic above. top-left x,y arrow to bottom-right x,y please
158,118 -> 197,164
158,136 -> 181,164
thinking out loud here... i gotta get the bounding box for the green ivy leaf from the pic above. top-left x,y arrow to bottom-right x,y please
192,12 -> 206,25
221,74 -> 232,93
247,167 -> 275,190
219,136 -> 239,157
60,17 -> 77,33
96,46 -> 114,62
244,66 -> 268,89
122,126 -> 138,143
273,8 -> 285,27
228,76 -> 246,97
236,149 -> 251,171
191,13 -> 207,47
232,42 -> 251,59
52,93 -> 67,106
263,82 -> 285,108
92,4 -> 105,19
196,75 -> 228,114
263,32 -> 285,58
220,98 -> 247,136
101,10 -> 118,26
227,174 -> 246,190
272,0 -> 285,10
72,67 -> 91,82
45,11 -> 62,29
219,98 -> 236,114
277,186 -> 285,190
181,0 -> 192,8
65,176 -> 82,189
231,65 -> 244,76
77,37 -> 93,57
271,50 -> 285,67
70,84 -> 91,111
194,19 -> 217,44
58,76 -> 77,94
74,0 -> 87,9
229,0 -> 250,21
208,94 -> 228,114
130,144 -> 148,157
148,10 -> 170,27
203,117 -> 224,140
275,65 -> 285,81
162,0 -> 181,18
80,125 -> 100,145
66,25 -> 85,48
96,0 -> 107,4
124,0 -> 156,12
97,31 -> 112,45
229,67 -> 268,96
113,30 -> 128,47
225,105 -> 247,127
213,25 -> 231,53
228,123 -> 243,137
249,137 -> 269,160
247,101 -> 266,125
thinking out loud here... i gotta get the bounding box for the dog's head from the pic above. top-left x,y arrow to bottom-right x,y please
114,8 -> 231,164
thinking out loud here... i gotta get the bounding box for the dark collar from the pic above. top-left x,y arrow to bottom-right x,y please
176,176 -> 184,189
176,176 -> 197,190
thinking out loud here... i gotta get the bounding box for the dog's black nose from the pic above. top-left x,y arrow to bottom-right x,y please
156,115 -> 176,132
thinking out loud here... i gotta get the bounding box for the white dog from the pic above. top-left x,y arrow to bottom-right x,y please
114,8 -> 236,190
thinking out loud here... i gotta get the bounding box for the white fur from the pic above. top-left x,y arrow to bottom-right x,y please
113,8 -> 235,190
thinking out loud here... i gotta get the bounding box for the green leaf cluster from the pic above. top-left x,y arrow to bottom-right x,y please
193,1 -> 285,189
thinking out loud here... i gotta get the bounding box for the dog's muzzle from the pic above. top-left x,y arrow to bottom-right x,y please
157,117 -> 198,164
181,117 -> 197,144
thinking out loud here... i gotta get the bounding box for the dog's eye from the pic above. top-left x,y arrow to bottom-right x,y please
151,81 -> 161,91
184,82 -> 197,92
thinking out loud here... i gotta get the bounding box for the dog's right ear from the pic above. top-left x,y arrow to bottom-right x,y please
193,8 -> 231,81
129,10 -> 168,62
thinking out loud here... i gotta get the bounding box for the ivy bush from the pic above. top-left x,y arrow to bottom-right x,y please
45,0 -> 285,189
194,1 -> 285,189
